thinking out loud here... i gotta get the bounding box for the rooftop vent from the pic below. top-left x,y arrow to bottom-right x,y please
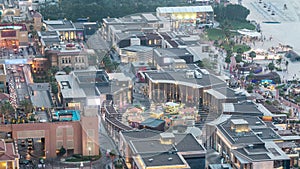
168,157 -> 173,161
185,71 -> 194,79
148,158 -> 153,162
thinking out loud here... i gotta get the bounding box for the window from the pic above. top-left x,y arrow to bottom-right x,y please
62,58 -> 65,64
66,127 -> 73,136
56,140 -> 63,149
67,140 -> 74,149
56,128 -> 63,137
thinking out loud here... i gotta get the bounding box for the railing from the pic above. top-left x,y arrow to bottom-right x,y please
102,100 -> 132,132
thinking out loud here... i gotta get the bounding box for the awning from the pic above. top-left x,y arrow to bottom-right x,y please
237,29 -> 261,37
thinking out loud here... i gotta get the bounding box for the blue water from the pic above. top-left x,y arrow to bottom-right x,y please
55,110 -> 80,121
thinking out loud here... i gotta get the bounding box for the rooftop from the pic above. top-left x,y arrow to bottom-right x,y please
130,139 -> 176,154
55,74 -> 86,99
155,48 -> 193,58
174,133 -> 205,152
145,67 -> 226,88
122,129 -> 162,140
216,116 -> 265,145
233,141 -> 289,162
141,153 -> 186,167
122,130 -> 205,153
45,20 -> 76,30
140,118 -> 165,128
122,45 -> 153,53
156,6 -> 214,14
222,101 -> 275,117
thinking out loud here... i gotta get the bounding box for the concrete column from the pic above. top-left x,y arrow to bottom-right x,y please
164,83 -> 167,100
157,83 -> 160,100
149,82 -> 152,100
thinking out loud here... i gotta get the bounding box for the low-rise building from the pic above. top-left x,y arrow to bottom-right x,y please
0,139 -> 19,169
120,45 -> 154,63
0,23 -> 28,48
55,70 -> 132,110
144,64 -> 226,107
156,6 -> 214,29
44,19 -> 98,41
45,42 -> 89,70
206,115 -> 290,169
119,129 -> 206,169
153,48 -> 194,69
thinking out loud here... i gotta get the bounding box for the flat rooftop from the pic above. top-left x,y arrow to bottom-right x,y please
141,153 -> 185,167
145,67 -> 226,88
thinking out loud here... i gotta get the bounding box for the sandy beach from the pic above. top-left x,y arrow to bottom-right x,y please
231,0 -> 300,80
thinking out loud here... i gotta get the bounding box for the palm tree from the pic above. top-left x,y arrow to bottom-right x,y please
268,61 -> 275,72
220,20 -> 232,44
249,51 -> 256,63
225,56 -> 231,69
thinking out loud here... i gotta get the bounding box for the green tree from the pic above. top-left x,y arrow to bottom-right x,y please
19,100 -> 33,114
236,47 -> 243,55
214,4 -> 250,22
220,20 -> 232,43
0,101 -> 15,119
249,51 -> 256,63
276,58 -> 282,65
63,66 -> 72,74
51,82 -> 58,94
50,66 -> 59,76
225,56 -> 231,69
235,54 -> 242,63
40,0 -> 189,22
246,84 -> 254,93
59,146 -> 66,156
268,61 -> 275,72
29,25 -> 34,32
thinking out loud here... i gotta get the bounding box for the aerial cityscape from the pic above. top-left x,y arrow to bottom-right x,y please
0,0 -> 299,169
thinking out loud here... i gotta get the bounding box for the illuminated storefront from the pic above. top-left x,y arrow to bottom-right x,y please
156,6 -> 214,28
0,24 -> 28,48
